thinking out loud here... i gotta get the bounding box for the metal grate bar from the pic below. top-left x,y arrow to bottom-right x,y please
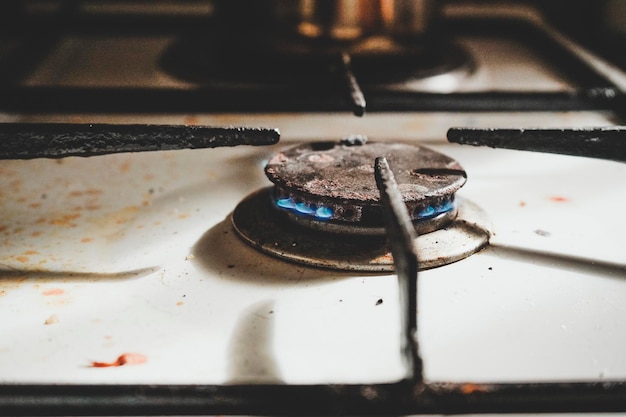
374,156 -> 421,380
0,123 -> 280,159
447,126 -> 626,162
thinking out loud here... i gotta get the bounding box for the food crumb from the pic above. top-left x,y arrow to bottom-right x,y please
44,314 -> 59,325
176,301 -> 184,306
185,254 -> 195,261
488,267 -> 493,271
376,299 -> 383,306
90,353 -> 147,368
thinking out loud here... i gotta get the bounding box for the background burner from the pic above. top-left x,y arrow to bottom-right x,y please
159,33 -> 474,90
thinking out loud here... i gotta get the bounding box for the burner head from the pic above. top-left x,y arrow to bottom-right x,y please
264,139 -> 467,235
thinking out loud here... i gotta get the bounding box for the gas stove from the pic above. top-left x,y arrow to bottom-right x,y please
0,2 -> 625,415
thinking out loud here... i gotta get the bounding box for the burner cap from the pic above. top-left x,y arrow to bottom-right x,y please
264,140 -> 466,235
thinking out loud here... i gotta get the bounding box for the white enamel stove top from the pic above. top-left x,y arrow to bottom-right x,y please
0,111 -> 624,386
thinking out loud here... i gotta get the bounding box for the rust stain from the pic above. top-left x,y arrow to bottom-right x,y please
90,353 -> 147,368
119,159 -> 132,174
85,204 -> 102,211
9,179 -> 22,191
43,288 -> 64,296
15,256 -> 29,263
114,206 -> 140,224
0,225 -> 8,233
31,231 -> 42,237
81,237 -> 93,243
178,213 -> 190,219
28,202 -> 42,209
176,301 -> 184,306
68,190 -> 84,197
24,250 -> 39,255
85,188 -> 103,195
519,201 -> 526,207
184,115 -> 199,125
372,253 -> 393,264
49,213 -> 81,227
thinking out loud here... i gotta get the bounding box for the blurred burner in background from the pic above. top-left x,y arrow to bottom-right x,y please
160,0 -> 475,90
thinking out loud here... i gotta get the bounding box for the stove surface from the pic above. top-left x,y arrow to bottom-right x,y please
0,111 -> 624,386
0,4 -> 625,414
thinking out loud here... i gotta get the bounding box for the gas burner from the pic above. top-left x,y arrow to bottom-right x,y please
159,34 -> 474,89
232,140 -> 490,271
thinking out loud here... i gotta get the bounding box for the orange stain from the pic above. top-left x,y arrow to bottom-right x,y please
549,196 -> 568,202
81,237 -> 93,243
43,288 -> 64,296
24,250 -> 39,255
90,353 -> 147,368
119,159 -> 132,173
49,213 -> 81,227
15,256 -> 29,263
460,383 -> 486,394
184,115 -> 199,125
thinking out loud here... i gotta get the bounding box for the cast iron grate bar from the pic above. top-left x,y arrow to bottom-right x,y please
447,126 -> 626,162
0,123 -> 280,159
339,52 -> 367,117
374,156 -> 421,380
0,87 -> 621,114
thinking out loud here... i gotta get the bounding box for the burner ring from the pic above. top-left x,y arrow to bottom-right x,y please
231,187 -> 490,272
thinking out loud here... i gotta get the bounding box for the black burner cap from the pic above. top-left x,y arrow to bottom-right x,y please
264,140 -> 466,231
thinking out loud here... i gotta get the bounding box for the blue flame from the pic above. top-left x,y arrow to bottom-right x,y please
276,197 -> 334,220
315,206 -> 334,219
418,206 -> 436,218
295,202 -> 315,215
277,198 -> 296,209
417,198 -> 455,220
